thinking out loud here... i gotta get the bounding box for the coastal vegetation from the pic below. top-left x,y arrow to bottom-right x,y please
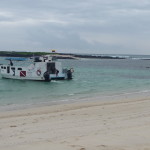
0,51 -> 126,59
0,51 -> 51,57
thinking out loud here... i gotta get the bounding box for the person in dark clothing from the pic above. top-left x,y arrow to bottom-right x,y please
55,69 -> 59,77
44,71 -> 51,82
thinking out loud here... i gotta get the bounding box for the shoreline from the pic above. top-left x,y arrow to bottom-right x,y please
0,51 -> 127,59
1,88 -> 150,112
1,96 -> 150,150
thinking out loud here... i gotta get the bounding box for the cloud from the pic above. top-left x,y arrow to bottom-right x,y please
0,0 -> 150,54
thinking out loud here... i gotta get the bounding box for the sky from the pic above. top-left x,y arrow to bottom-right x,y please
0,0 -> 150,55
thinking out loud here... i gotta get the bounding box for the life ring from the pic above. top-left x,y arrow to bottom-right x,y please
36,69 -> 41,76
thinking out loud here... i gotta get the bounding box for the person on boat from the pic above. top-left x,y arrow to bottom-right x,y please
55,69 -> 59,77
10,59 -> 13,66
44,71 -> 51,82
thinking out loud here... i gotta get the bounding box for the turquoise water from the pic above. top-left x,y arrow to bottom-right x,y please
1,56 -> 150,111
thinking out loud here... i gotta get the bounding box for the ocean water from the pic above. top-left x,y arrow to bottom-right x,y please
1,55 -> 150,111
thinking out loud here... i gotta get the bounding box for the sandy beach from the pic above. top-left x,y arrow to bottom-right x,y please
0,97 -> 150,150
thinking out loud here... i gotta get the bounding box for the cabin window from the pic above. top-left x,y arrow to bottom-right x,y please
7,66 -> 10,73
11,67 -> 15,76
18,68 -> 22,70
47,63 -> 56,74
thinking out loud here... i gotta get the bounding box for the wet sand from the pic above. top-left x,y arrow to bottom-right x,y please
0,97 -> 150,150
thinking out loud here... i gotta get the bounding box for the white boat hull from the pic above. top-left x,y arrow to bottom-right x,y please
1,74 -> 45,81
0,56 -> 73,81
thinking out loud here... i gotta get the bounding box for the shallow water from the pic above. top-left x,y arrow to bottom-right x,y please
1,56 -> 150,111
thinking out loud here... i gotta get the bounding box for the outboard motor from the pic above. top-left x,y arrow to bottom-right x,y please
67,69 -> 72,80
44,71 -> 51,82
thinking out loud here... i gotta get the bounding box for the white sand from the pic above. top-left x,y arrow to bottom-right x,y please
0,97 -> 150,150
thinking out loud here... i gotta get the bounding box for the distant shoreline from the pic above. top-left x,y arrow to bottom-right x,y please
0,51 -> 126,59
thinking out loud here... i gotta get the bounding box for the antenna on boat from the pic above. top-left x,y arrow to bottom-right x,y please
32,53 -> 35,62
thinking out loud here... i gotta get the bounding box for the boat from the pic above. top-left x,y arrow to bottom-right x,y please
0,55 -> 74,81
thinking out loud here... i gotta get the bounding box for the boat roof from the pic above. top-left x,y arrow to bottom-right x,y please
5,57 -> 28,61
